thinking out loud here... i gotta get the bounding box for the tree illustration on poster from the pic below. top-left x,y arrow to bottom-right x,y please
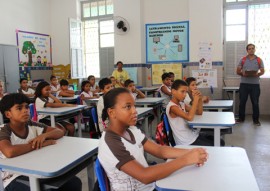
146,21 -> 189,63
16,30 -> 52,67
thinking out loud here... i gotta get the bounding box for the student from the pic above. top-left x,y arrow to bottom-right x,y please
0,81 -> 8,100
110,76 -> 122,88
50,75 -> 60,94
80,80 -> 99,105
56,79 -> 75,97
98,88 -> 208,191
168,72 -> 175,83
166,79 -> 218,146
158,72 -> 172,108
97,78 -> 113,131
124,79 -> 145,99
35,81 -> 76,136
111,61 -> 130,87
0,93 -> 82,191
184,77 -> 210,106
17,78 -> 35,98
87,75 -> 100,94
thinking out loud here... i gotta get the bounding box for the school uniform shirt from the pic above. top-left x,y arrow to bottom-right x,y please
80,91 -> 94,106
0,121 -> 47,188
131,92 -> 138,100
17,88 -> 35,95
166,101 -> 199,145
90,84 -> 98,93
158,84 -> 171,107
35,96 -> 54,121
98,127 -> 155,191
97,96 -> 108,132
184,93 -> 192,106
50,84 -> 60,92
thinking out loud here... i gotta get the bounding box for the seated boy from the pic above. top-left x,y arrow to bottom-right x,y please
124,79 -> 145,99
97,78 -> 113,131
158,72 -> 172,108
17,78 -> 35,98
166,79 -> 217,146
56,79 -> 75,97
50,75 -> 60,94
109,76 -> 122,88
0,93 -> 82,191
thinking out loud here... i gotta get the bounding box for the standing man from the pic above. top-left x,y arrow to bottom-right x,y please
236,44 -> 264,126
112,61 -> 130,87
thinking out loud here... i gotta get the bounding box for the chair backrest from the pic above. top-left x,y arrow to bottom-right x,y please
76,95 -> 82,105
95,158 -> 110,191
162,113 -> 176,147
91,107 -> 101,137
29,103 -> 37,122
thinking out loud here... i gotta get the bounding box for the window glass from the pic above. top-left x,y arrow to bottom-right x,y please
226,25 -> 246,41
91,2 -> 98,17
100,20 -> 114,34
83,3 -> 90,18
99,1 -> 106,16
226,9 -> 246,25
100,34 -> 114,47
106,0 -> 113,14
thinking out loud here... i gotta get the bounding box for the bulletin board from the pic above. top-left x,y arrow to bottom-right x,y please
152,63 -> 182,85
146,21 -> 189,63
191,69 -> 217,88
52,64 -> 78,85
124,67 -> 138,84
16,30 -> 52,67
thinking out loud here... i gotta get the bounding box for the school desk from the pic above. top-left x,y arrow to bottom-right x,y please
155,146 -> 259,191
136,107 -> 153,138
203,100 -> 233,112
84,98 -> 99,105
222,86 -> 239,114
0,136 -> 99,191
36,105 -> 86,137
56,95 -> 79,104
188,112 -> 235,146
139,87 -> 158,97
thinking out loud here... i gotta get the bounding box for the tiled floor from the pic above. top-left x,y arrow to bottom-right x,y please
78,114 -> 270,191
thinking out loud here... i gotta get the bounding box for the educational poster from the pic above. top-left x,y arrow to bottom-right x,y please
16,30 -> 52,67
152,63 -> 182,85
124,67 -> 138,84
191,69 -> 217,88
146,21 -> 189,63
198,42 -> 212,69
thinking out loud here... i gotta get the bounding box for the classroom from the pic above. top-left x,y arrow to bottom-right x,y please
0,0 -> 270,191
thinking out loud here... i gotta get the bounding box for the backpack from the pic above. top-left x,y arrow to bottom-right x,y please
241,56 -> 261,68
155,119 -> 169,146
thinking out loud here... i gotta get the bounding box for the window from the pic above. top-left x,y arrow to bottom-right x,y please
224,0 -> 270,78
81,0 -> 114,78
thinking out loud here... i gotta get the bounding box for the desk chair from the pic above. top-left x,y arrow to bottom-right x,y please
91,107 -> 101,138
95,158 -> 110,191
29,103 -> 37,122
162,113 -> 176,147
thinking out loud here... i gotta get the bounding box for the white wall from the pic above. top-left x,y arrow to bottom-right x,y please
0,0 -> 51,46
114,0 -> 223,63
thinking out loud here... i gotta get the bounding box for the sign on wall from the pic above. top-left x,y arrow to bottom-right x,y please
16,30 -> 52,67
191,69 -> 217,88
146,21 -> 189,63
152,63 -> 182,85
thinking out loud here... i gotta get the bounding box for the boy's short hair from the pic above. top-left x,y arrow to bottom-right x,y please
50,75 -> 57,81
109,76 -> 115,79
87,75 -> 94,81
20,78 -> 28,84
116,61 -> 123,66
0,93 -> 30,116
168,72 -> 175,76
59,79 -> 69,86
99,78 -> 112,90
185,77 -> 196,86
171,79 -> 188,90
161,73 -> 171,81
124,79 -> 134,87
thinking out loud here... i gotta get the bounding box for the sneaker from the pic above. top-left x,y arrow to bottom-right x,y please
253,120 -> 261,126
235,118 -> 244,124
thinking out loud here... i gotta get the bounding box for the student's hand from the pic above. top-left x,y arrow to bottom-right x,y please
65,104 -> 77,107
202,96 -> 210,103
29,134 -> 47,149
192,90 -> 201,101
181,148 -> 209,167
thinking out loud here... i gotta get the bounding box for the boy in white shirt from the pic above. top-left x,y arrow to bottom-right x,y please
17,78 -> 35,98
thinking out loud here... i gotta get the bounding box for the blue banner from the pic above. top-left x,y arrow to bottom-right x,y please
146,21 -> 189,63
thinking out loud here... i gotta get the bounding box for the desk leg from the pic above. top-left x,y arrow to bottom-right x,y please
50,115 -> 56,127
142,115 -> 149,138
77,112 -> 82,137
233,90 -> 236,114
87,157 -> 96,191
218,108 -> 222,112
214,128 -> 221,147
29,177 -> 41,191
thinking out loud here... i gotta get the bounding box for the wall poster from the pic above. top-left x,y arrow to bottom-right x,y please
16,30 -> 52,67
146,21 -> 189,63
191,69 -> 217,88
152,63 -> 182,85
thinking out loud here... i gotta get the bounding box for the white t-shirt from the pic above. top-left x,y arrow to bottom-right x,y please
50,84 -> 60,92
184,93 -> 192,106
0,121 -> 47,188
166,101 -> 199,145
158,84 -> 171,107
97,96 -> 107,132
17,88 -> 35,95
98,127 -> 155,191
35,97 -> 54,120
80,91 -> 94,105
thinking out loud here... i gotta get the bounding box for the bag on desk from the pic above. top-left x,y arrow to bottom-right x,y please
155,120 -> 169,146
